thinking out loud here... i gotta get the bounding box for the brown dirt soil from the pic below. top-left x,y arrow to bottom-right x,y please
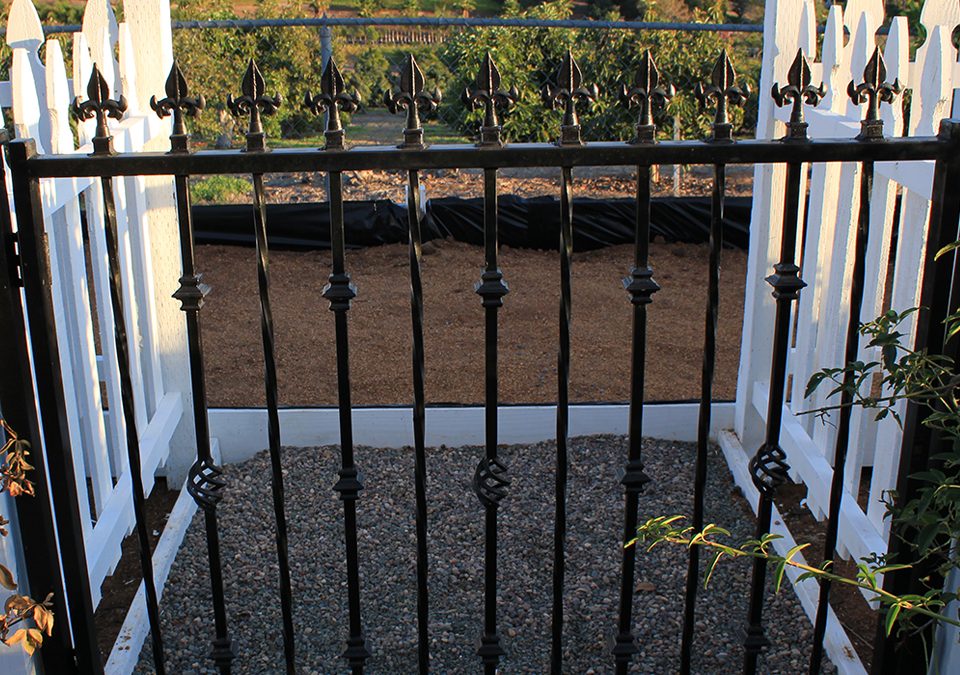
258,167 -> 755,204
774,482 -> 878,669
93,479 -> 180,664
197,239 -> 747,407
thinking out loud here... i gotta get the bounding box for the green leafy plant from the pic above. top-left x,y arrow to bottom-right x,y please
637,241 -> 960,651
190,175 -> 252,203
0,420 -> 54,656
633,516 -> 959,636
438,0 -> 760,142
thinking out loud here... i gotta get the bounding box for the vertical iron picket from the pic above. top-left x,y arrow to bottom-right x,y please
154,62 -> 237,675
742,50 -> 822,675
869,119 -> 960,675
73,66 -> 167,674
227,58 -> 297,673
474,164 -> 510,675
552,163 -> 573,673
809,49 -> 901,675
251,172 -> 297,674
386,53 -> 441,674
541,50 -> 597,674
612,50 -> 669,674
326,167 -> 371,673
405,168 -> 431,675
462,53 -> 515,674
681,50 -> 747,675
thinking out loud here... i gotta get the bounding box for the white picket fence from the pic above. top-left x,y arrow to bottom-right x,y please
1,0 -> 959,672
731,0 -> 960,672
3,0 -> 192,614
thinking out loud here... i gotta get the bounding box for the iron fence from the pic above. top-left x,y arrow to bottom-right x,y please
3,37 -> 959,675
161,17 -> 763,147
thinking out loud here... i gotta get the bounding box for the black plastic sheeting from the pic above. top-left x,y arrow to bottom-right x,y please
192,195 -> 751,252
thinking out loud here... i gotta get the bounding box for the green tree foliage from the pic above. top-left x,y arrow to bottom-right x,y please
439,0 -> 760,142
171,0 -> 326,144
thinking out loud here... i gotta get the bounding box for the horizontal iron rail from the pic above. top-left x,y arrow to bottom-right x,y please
22,137 -> 946,178
5,17 -> 764,38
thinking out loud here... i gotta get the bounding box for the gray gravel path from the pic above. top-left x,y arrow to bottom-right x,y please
138,435 -> 836,674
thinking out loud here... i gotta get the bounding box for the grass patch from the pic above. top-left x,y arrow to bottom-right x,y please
191,175 -> 252,203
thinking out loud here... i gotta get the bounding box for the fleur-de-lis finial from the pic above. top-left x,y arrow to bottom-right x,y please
227,59 -> 282,152
847,47 -> 902,141
72,64 -> 128,155
385,54 -> 442,149
541,50 -> 599,146
304,57 -> 361,151
771,49 -> 824,141
619,50 -> 674,143
150,60 -> 205,153
695,50 -> 749,142
462,52 -> 519,147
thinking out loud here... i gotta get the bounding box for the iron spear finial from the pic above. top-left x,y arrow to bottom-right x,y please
541,50 -> 598,146
771,49 -> 824,141
304,57 -> 361,151
847,47 -> 901,141
72,64 -> 127,155
227,59 -> 282,152
619,50 -> 674,143
385,53 -> 442,149
151,60 -> 205,153
462,52 -> 519,147
695,50 -> 749,142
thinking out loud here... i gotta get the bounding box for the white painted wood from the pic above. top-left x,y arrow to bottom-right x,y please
734,0 -> 814,458
789,4 -> 846,444
717,431 -> 866,675
81,0 -> 119,93
844,15 -> 909,516
751,384 -> 888,562
87,392 -> 182,600
7,0 -> 49,153
209,402 -> 735,465
73,31 -> 96,146
104,469 -> 201,675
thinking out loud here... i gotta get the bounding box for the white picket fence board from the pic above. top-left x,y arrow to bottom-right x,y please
3,0 -> 183,624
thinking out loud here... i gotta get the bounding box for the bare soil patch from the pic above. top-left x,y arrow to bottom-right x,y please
197,239 -> 747,407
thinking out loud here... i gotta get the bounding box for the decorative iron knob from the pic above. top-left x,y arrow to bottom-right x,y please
73,64 -> 127,155
385,54 -> 442,149
695,50 -> 749,143
151,60 -> 205,153
542,50 -> 598,146
227,59 -> 282,152
304,56 -> 361,151
462,52 -> 518,147
771,49 -> 824,141
847,47 -> 901,141
619,50 -> 674,143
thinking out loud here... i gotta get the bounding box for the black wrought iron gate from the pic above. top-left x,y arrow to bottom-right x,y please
2,44 -> 959,675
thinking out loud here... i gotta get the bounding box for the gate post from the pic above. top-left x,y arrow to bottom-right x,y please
870,119 -> 960,675
0,136 -> 74,674
5,139 -> 104,674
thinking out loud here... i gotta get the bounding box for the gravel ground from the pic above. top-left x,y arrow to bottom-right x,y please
138,436 -> 835,674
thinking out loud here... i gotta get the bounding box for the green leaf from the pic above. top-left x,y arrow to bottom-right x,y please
935,241 -> 960,261
885,603 -> 902,636
774,559 -> 788,593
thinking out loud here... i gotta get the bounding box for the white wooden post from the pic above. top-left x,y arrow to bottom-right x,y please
121,0 -> 196,484
734,0 -> 813,452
